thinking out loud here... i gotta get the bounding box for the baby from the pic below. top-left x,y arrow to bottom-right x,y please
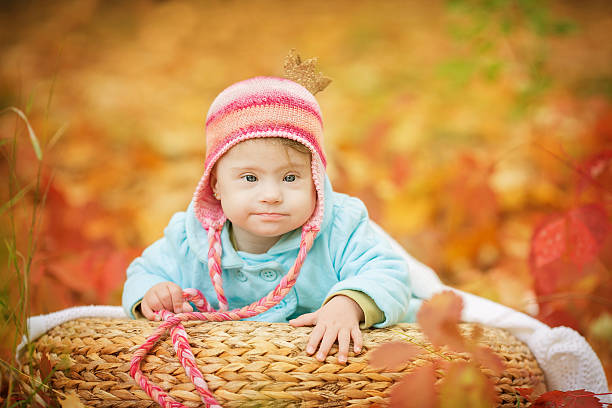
122,76 -> 417,363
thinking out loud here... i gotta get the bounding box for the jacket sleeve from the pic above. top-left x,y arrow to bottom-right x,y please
121,211 -> 188,318
327,195 -> 412,327
324,289 -> 385,328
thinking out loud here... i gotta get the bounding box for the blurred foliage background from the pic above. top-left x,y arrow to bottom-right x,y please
0,0 -> 610,386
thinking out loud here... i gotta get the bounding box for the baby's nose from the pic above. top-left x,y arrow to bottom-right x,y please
260,182 -> 282,202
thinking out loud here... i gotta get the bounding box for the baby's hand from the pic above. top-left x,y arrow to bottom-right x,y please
289,295 -> 364,364
141,282 -> 193,321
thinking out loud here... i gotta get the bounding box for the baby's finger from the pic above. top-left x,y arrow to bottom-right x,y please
145,294 -> 164,321
305,324 -> 325,356
155,287 -> 173,313
141,301 -> 156,321
167,286 -> 184,313
182,302 -> 193,312
289,312 -> 317,327
315,328 -> 337,362
337,328 -> 351,364
351,326 -> 363,354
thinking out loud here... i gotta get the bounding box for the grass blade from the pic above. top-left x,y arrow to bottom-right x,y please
0,107 -> 43,161
47,122 -> 68,151
0,184 -> 33,217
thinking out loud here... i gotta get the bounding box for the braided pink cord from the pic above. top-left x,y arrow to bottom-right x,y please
130,228 -> 317,408
207,227 -> 228,311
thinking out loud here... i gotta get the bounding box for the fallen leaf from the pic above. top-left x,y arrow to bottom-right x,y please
39,351 -> 53,380
470,345 -> 505,376
368,341 -> 424,371
533,389 -> 603,408
438,361 -> 498,408
389,364 -> 438,408
58,391 -> 86,408
417,291 -> 466,352
516,387 -> 534,400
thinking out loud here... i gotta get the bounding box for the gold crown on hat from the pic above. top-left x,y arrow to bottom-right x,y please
283,49 -> 332,95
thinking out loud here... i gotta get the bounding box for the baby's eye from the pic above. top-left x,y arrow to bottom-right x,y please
243,175 -> 257,182
283,174 -> 297,182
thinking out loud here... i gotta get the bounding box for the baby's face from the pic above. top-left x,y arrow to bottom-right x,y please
211,138 -> 316,251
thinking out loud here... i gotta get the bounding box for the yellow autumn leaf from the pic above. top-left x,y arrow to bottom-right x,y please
58,391 -> 86,408
438,362 -> 496,408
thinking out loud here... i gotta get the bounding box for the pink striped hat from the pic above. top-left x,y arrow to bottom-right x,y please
192,77 -> 327,310
193,76 -> 326,232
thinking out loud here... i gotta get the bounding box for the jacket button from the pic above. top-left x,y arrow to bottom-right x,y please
235,270 -> 247,282
260,270 -> 278,281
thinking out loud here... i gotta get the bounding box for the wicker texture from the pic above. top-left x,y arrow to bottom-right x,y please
26,318 -> 546,407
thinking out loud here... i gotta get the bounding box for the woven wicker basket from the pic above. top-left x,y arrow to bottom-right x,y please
25,318 -> 546,407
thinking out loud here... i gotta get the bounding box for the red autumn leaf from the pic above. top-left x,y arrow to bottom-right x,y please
35,351 -> 56,407
417,291 -> 466,352
576,150 -> 612,194
39,351 -> 53,380
567,204 -> 610,268
530,217 -> 566,269
533,389 -> 603,408
566,215 -> 599,268
389,364 -> 438,408
529,203 -> 610,298
531,257 -> 576,297
570,204 -> 610,244
529,204 -> 610,271
516,387 -> 534,400
369,341 -> 424,371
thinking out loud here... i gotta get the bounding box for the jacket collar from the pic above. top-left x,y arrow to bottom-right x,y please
186,175 -> 334,266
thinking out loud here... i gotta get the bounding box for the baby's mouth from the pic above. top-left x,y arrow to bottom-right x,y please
254,212 -> 287,220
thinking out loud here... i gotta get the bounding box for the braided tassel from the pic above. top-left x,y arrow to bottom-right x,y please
183,288 -> 214,313
131,309 -> 222,408
130,228 -> 318,408
207,225 -> 228,311
167,311 -> 220,407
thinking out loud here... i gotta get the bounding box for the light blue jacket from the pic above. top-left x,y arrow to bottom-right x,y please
122,177 -> 420,325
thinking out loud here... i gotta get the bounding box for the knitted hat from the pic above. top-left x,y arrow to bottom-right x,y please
192,76 -> 327,311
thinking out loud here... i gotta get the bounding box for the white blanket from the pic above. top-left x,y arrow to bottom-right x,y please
20,223 -> 610,400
